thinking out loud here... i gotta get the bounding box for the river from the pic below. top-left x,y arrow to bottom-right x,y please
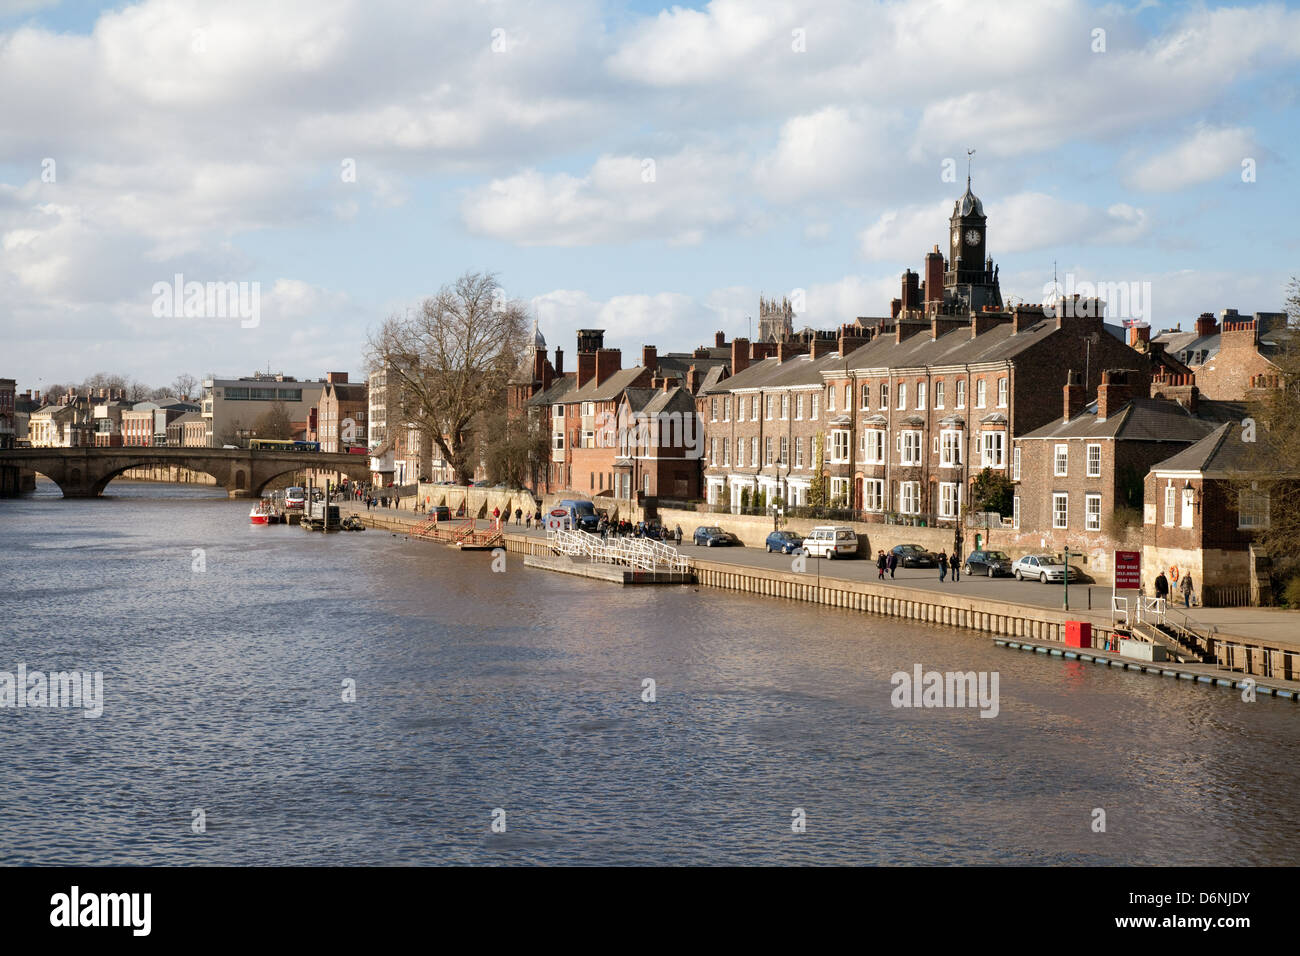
1,479 -> 1296,865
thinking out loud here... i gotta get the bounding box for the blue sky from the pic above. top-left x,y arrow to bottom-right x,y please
1,0 -> 1297,389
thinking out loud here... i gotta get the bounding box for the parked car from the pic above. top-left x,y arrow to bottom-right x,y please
890,543 -> 938,568
802,526 -> 859,559
1012,554 -> 1081,583
558,498 -> 601,532
693,526 -> 740,547
429,505 -> 451,521
765,530 -> 804,554
964,549 -> 1013,577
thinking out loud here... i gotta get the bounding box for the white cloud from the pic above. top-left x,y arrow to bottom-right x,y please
1124,125 -> 1256,192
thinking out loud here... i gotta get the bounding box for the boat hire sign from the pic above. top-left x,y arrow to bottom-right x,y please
1114,551 -> 1141,590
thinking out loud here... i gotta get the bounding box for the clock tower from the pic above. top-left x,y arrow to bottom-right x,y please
941,174 -> 1002,312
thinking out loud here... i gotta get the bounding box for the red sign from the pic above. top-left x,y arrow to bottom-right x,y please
1114,550 -> 1141,589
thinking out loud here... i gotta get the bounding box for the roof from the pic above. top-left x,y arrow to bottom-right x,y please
839,320 -> 1055,374
642,386 -> 696,417
1150,421 -> 1284,476
524,374 -> 574,408
169,411 -> 202,426
565,366 -> 647,403
324,383 -> 367,403
1018,397 -> 1246,443
701,350 -> 843,395
1152,330 -> 1220,366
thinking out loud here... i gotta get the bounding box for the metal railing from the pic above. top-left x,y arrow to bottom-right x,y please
547,528 -> 688,573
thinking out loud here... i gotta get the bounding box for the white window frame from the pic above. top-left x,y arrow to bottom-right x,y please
795,436 -> 804,468
981,431 -> 1005,469
751,436 -> 758,465
1012,495 -> 1020,530
940,429 -> 963,468
898,429 -> 922,465
1085,493 -> 1102,531
1052,493 -> 1068,530
1012,446 -> 1021,482
830,429 -> 851,464
1164,484 -> 1176,526
810,393 -> 819,420
916,382 -> 926,410
765,395 -> 774,420
1054,443 -> 1069,477
1086,444 -> 1101,478
1181,487 -> 1194,528
997,377 -> 1008,408
897,383 -> 907,410
710,398 -> 718,422
864,478 -> 885,512
736,437 -> 744,467
956,379 -> 966,409
779,436 -> 789,465
827,385 -> 835,412
880,383 -> 889,408
934,380 -> 945,409
976,379 -> 986,408
863,429 -> 886,464
899,481 -> 921,515
939,482 -> 960,519
796,394 -> 804,420
765,436 -> 774,465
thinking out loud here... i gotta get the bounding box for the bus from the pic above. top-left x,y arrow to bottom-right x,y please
249,439 -> 321,452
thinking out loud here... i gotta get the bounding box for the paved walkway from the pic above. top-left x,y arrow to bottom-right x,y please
341,501 -> 1299,649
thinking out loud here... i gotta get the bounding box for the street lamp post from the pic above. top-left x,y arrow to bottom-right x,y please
1063,544 -> 1071,612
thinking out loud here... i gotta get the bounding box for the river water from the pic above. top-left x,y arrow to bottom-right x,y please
1,479 -> 1296,865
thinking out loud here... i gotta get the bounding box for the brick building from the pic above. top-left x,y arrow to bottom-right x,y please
1012,369 -> 1241,574
1143,423 -> 1281,606
316,373 -> 368,453
1150,309 -> 1290,400
0,378 -> 13,449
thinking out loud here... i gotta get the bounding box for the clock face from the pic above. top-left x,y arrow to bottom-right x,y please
952,229 -> 961,247
965,229 -> 981,246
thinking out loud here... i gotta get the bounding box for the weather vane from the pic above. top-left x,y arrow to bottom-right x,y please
967,148 -> 975,186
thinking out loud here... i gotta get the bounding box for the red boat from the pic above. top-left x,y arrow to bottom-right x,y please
249,500 -> 274,524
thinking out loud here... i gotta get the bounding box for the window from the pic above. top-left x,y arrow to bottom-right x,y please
1012,495 -> 1020,530
940,430 -> 963,467
751,436 -> 758,465
736,437 -> 744,467
1053,493 -> 1068,529
981,431 -> 1005,468
1086,444 -> 1101,478
722,439 -> 730,466
830,429 -> 850,463
795,436 -> 804,468
710,399 -> 718,421
997,377 -> 1008,407
1086,493 -> 1101,531
811,393 -> 819,419
899,430 -> 922,465
863,429 -> 886,464
1012,446 -> 1021,481
766,395 -> 774,420
552,405 -> 564,420
880,384 -> 889,408
781,394 -> 789,419
765,436 -> 773,465
796,394 -> 804,420
709,439 -> 716,465
723,397 -> 731,421
976,379 -> 987,408
956,380 -> 966,408
752,395 -> 760,421
917,382 -> 926,409
935,380 -> 945,409
1164,484 -> 1176,526
940,482 -> 960,519
779,436 -> 788,465
844,384 -> 851,411
552,433 -> 564,450
1239,488 -> 1270,529
897,383 -> 907,410
582,429 -> 595,448
1054,444 -> 1068,477
827,385 -> 835,412
899,481 -> 921,515
864,479 -> 885,512
830,477 -> 850,506
861,384 -> 870,409
1181,487 -> 1194,528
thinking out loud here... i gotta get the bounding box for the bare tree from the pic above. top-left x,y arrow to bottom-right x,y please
171,373 -> 200,401
251,401 -> 294,440
127,380 -> 152,403
367,271 -> 529,483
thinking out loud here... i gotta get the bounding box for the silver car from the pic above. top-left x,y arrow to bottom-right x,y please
1012,554 -> 1080,583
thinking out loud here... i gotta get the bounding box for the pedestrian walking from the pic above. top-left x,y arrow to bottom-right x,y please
887,551 -> 898,579
1180,572 -> 1195,608
876,550 -> 887,580
675,525 -> 683,546
949,551 -> 961,582
1154,571 -> 1170,603
938,550 -> 948,582
515,507 -> 522,526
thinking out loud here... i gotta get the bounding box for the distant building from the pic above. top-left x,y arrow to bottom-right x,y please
0,379 -> 14,449
200,373 -> 327,447
166,411 -> 208,447
1149,309 -> 1290,400
316,373 -> 367,453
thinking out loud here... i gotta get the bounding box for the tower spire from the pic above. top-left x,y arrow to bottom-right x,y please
966,148 -> 975,189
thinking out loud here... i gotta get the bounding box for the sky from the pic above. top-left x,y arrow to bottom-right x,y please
1,0 -> 1298,391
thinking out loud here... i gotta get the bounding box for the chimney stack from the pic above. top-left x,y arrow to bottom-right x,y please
730,338 -> 750,376
890,298 -> 902,319
1063,370 -> 1085,422
554,347 -> 564,376
686,365 -> 701,394
642,345 -> 658,371
1097,369 -> 1138,422
838,323 -> 869,357
1194,312 -> 1219,338
777,341 -> 805,364
924,246 -> 944,311
809,336 -> 835,359
693,346 -> 710,358
594,348 -> 621,386
326,372 -> 349,384
1128,324 -> 1151,350
714,331 -> 726,348
901,269 -> 920,313
576,352 -> 596,389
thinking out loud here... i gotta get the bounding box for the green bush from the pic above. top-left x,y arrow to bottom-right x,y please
1284,575 -> 1300,608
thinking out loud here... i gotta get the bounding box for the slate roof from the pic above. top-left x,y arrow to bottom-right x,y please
700,351 -> 844,394
1152,330 -> 1220,366
564,367 -> 648,403
1150,421 -> 1283,476
1018,397 -> 1246,443
524,374 -> 574,408
840,320 -> 1059,373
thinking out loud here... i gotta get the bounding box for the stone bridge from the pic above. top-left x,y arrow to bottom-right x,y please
0,446 -> 371,498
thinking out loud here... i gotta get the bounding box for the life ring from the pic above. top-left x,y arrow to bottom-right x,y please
1169,566 -> 1180,582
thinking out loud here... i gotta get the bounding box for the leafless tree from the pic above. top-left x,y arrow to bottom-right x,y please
367,271 -> 529,483
252,401 -> 294,440
171,374 -> 200,401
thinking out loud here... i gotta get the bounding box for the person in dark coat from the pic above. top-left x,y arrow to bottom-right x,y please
1154,572 -> 1170,602
938,550 -> 948,582
887,551 -> 898,578
949,551 -> 961,582
876,550 -> 887,580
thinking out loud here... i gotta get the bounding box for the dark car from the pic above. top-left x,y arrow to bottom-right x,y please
765,530 -> 804,554
693,526 -> 739,547
964,549 -> 1013,577
890,543 -> 939,568
429,505 -> 452,521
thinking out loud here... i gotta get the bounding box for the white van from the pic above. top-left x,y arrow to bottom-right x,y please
801,525 -> 858,559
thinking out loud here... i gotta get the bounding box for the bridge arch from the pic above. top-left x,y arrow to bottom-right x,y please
89,458 -> 226,497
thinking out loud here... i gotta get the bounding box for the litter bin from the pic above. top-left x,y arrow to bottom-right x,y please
1064,621 -> 1092,648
